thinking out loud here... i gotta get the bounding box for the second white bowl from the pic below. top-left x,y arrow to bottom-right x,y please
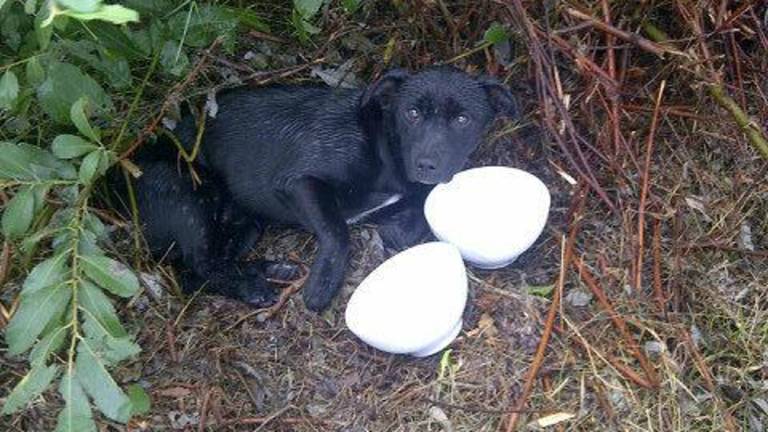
344,242 -> 467,357
424,166 -> 551,269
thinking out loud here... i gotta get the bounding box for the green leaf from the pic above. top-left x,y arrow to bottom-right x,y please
60,4 -> 139,25
168,5 -> 238,49
294,0 -> 323,18
83,211 -> 106,239
0,70 -> 20,110
20,225 -> 59,256
55,371 -> 97,432
37,62 -> 112,124
80,254 -> 139,298
291,10 -> 320,39
5,283 -> 72,355
0,142 -> 40,180
78,149 -> 110,184
70,97 -> 101,142
57,0 -> 101,13
77,229 -> 104,256
82,315 -> 139,364
30,183 -> 50,212
127,384 -> 151,415
341,0 -> 360,13
483,22 -> 509,45
25,57 -> 46,85
122,0 -> 172,15
75,340 -> 133,423
29,326 -> 67,367
22,252 -> 69,295
2,186 -> 35,238
78,149 -> 111,184
222,6 -> 270,33
89,21 -> 145,60
35,2 -> 54,49
1,363 -> 60,415
63,40 -> 132,89
52,135 -> 99,159
79,279 -> 127,338
0,141 -> 78,180
526,284 -> 555,298
159,40 -> 188,76
24,0 -> 38,14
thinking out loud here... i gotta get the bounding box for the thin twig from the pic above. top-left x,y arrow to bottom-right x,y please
652,219 -> 666,315
119,37 -> 224,161
635,80 -> 666,293
504,188 -> 585,431
198,386 -> 213,432
682,330 -> 737,432
564,7 -> 682,57
224,264 -> 309,331
571,257 -> 659,388
507,0 -> 617,213
0,240 -> 11,288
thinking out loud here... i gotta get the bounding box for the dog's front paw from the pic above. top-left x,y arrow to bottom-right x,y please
301,265 -> 344,312
302,280 -> 335,312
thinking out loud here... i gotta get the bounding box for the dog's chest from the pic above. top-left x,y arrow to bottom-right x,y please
345,193 -> 403,224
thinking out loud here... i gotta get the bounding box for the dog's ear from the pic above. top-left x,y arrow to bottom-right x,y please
361,68 -> 410,110
479,76 -> 519,118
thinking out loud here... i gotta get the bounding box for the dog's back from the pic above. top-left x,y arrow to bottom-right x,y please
173,86 -> 377,221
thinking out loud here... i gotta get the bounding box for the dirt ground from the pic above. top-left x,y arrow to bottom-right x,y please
2,1 -> 768,431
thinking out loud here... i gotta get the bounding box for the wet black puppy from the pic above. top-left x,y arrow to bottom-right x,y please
124,66 -> 517,311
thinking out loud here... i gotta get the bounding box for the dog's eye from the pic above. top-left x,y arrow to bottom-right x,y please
454,115 -> 470,126
405,108 -> 421,122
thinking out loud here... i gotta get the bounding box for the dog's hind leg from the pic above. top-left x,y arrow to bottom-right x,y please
130,160 -> 279,306
216,202 -> 266,261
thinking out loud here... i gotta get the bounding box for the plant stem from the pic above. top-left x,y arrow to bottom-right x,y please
708,84 -> 768,160
113,51 -> 161,153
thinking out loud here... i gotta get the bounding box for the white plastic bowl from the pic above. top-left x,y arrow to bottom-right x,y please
344,242 -> 467,357
424,166 -> 550,269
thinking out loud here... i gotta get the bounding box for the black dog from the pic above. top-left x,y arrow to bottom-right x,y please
122,66 -> 517,311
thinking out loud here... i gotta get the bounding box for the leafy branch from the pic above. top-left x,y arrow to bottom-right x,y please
0,0 -> 273,429
1,96 -> 145,431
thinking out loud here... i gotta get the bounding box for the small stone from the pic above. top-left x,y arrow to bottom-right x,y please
565,289 -> 592,307
644,341 -> 665,356
140,272 -> 165,300
307,403 -> 327,417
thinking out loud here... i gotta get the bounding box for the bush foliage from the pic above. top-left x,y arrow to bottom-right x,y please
0,0 -> 294,429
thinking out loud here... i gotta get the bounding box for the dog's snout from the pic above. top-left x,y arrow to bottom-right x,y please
416,158 -> 437,172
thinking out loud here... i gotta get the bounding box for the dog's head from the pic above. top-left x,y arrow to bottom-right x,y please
361,66 -> 518,184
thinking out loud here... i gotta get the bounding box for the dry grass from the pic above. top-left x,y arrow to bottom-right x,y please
2,1 -> 768,431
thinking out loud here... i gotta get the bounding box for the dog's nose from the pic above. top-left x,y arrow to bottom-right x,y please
416,158 -> 437,172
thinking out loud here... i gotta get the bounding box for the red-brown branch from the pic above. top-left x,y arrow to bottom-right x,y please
564,7 -> 678,57
504,187 -> 586,431
652,219 -> 666,315
634,81 -> 666,293
571,257 -> 659,387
